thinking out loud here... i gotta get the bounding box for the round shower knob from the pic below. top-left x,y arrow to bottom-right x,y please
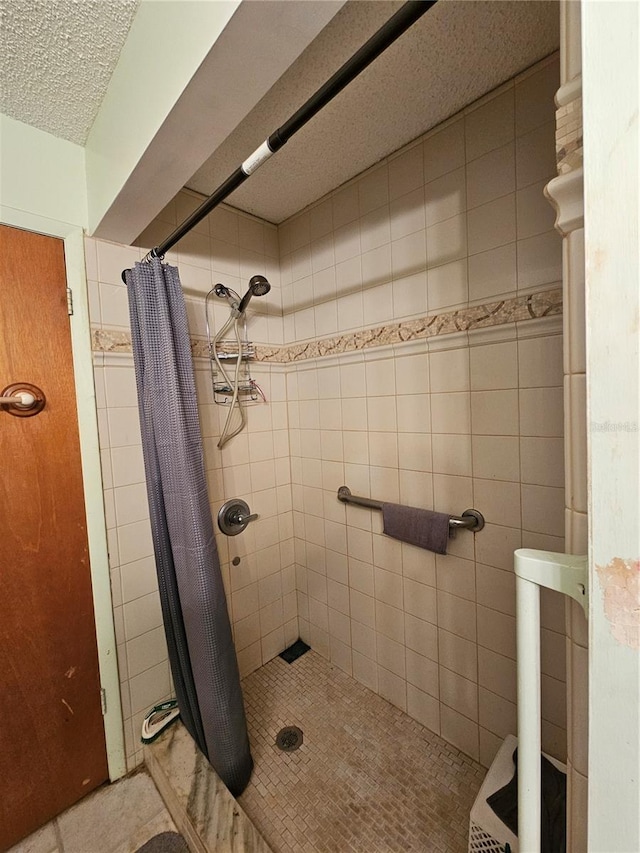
217,498 -> 258,536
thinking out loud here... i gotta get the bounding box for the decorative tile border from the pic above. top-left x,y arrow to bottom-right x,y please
557,97 -> 582,174
92,287 -> 562,363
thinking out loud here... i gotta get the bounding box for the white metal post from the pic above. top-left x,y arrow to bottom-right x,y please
515,574 -> 542,852
514,549 -> 588,853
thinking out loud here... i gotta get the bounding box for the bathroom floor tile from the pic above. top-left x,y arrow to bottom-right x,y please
7,822 -> 59,853
239,650 -> 484,852
56,771 -> 167,853
8,770 -> 177,853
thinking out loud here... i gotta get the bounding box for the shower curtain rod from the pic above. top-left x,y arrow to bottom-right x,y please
122,0 -> 436,279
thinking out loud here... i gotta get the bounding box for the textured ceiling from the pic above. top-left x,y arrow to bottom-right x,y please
0,0 -> 139,145
187,0 -> 560,223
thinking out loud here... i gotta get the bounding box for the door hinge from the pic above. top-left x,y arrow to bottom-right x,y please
66,287 -> 74,316
100,687 -> 107,715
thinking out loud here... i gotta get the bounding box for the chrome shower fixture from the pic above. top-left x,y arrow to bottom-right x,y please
207,273 -> 271,448
214,283 -> 241,311
237,275 -> 271,315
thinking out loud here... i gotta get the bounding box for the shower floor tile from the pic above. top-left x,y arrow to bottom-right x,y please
238,651 -> 485,853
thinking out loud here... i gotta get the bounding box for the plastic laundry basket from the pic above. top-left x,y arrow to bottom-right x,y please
468,734 -> 567,853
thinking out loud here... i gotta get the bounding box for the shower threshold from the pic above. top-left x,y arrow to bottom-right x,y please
145,650 -> 484,852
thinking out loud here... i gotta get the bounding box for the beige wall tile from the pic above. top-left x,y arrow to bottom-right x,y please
431,393 -> 471,434
470,341 -> 518,390
330,636 -> 352,675
375,601 -> 404,643
477,605 -> 516,660
519,387 -> 564,437
466,143 -> 516,210
438,629 -> 477,681
391,230 -> 427,279
471,389 -> 520,436
476,564 -> 516,617
429,348 -> 470,392
515,56 -> 559,136
436,553 -> 476,601
479,727 -> 504,769
465,88 -> 514,161
478,687 -> 516,740
350,589 -> 375,628
472,435 -> 520,482
541,627 -> 566,682
427,258 -> 469,310
467,194 -> 516,256
392,270 -> 428,319
126,627 -> 168,679
351,620 -> 376,661
437,590 -> 477,641
376,632 -> 405,675
389,143 -> 424,201
328,607 -> 351,645
441,705 -> 479,760
516,179 -> 557,239
352,650 -> 378,692
405,613 -> 438,661
425,167 -> 466,227
358,164 -> 389,216
374,566 -> 403,608
424,118 -> 465,181
332,184 -> 359,229
474,523 -> 522,572
407,684 -> 440,734
478,646 -> 517,703
468,242 -> 517,303
432,433 -> 472,477
433,473 -> 473,517
522,484 -> 565,537
390,187 -> 426,240
542,673 -> 567,729
403,578 -> 437,624
377,666 -> 406,711
402,545 -> 436,586
426,213 -> 467,269
516,121 -> 556,188
406,649 -> 439,698
520,437 -> 565,487
396,393 -> 430,433
440,666 -> 478,721
518,335 -> 563,388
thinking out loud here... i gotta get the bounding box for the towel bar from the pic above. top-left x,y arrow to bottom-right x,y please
336,486 -> 484,532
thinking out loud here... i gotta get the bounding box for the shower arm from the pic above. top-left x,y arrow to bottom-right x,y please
121,1 -> 437,281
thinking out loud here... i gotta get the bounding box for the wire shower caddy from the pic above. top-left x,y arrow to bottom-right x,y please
205,287 -> 264,406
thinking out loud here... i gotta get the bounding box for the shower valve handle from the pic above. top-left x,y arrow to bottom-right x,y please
217,498 -> 259,536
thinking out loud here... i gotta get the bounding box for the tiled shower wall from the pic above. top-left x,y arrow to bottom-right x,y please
282,54 -> 567,767
86,54 -> 567,772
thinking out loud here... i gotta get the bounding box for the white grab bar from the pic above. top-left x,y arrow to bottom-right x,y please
514,549 -> 588,852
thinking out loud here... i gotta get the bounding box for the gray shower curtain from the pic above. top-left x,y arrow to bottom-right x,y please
125,258 -> 252,796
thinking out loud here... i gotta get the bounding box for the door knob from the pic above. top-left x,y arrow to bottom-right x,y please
1,383 -> 46,417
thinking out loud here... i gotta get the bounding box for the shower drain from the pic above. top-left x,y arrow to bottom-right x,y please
275,726 -> 303,752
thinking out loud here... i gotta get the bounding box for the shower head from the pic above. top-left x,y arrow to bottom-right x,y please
214,283 -> 241,310
237,275 -> 271,314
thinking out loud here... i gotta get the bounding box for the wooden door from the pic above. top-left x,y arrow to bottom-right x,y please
0,224 -> 108,850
